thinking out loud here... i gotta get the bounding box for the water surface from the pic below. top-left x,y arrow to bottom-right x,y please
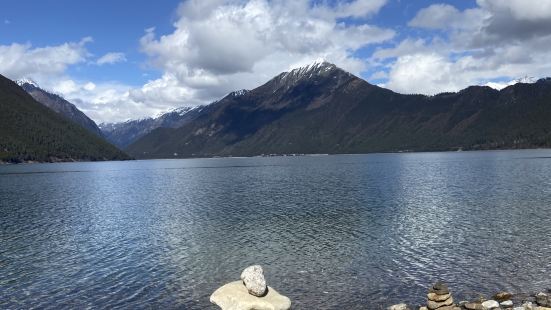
1,150 -> 551,309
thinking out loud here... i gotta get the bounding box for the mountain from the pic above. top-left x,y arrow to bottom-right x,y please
99,105 -> 206,148
0,74 -> 130,163
126,60 -> 551,158
16,79 -> 104,137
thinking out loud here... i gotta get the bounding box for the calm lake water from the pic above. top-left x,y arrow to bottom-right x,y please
1,150 -> 551,309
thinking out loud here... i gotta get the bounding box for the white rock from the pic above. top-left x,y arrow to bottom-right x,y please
240,265 -> 267,297
482,300 -> 500,309
210,281 -> 291,310
501,300 -> 513,307
388,303 -> 409,310
521,302 -> 535,310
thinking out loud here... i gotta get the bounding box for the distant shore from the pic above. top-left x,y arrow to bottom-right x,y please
3,147 -> 551,165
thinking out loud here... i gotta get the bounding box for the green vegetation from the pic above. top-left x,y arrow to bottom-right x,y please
0,74 -> 130,163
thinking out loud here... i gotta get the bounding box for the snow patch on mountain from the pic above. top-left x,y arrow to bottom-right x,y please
16,78 -> 40,88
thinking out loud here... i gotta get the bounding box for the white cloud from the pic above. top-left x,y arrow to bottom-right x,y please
477,0 -> 551,21
0,37 -> 91,81
372,38 -> 430,60
9,0 -> 551,123
368,70 -> 388,80
484,81 -> 514,90
378,0 -> 551,95
384,43 -> 551,95
386,53 -> 457,95
408,4 -> 487,30
3,1 -> 396,123
83,82 -> 96,91
408,4 -> 461,29
312,0 -> 387,19
96,52 -> 127,65
136,0 -> 394,112
46,79 -> 162,123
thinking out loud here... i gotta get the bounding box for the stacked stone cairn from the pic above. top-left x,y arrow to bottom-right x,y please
421,282 -> 461,310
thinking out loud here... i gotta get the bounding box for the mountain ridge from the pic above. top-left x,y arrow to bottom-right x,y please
126,61 -> 551,158
16,79 -> 104,137
0,74 -> 130,163
99,105 -> 205,148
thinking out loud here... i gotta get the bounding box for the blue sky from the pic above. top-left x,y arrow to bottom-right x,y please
1,0 -> 550,122
1,0 -> 182,86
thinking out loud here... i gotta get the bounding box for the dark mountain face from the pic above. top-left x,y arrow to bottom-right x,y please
126,61 -> 551,158
0,75 -> 130,163
16,80 -> 104,137
99,106 -> 205,148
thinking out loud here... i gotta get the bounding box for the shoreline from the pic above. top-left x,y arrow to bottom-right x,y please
130,146 -> 551,161
4,146 -> 551,165
387,283 -> 551,310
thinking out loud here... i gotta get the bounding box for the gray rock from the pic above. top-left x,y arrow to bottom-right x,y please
428,296 -> 453,310
494,292 -> 513,302
210,281 -> 291,310
512,302 -> 540,310
432,306 -> 458,310
465,302 -> 484,310
537,292 -> 551,307
428,292 -> 452,302
520,302 -> 535,310
429,281 -> 450,295
481,300 -> 500,309
240,265 -> 267,297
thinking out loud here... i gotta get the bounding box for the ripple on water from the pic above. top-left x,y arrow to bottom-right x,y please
1,151 -> 551,309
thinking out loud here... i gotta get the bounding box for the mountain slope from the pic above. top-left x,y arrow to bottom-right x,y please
0,75 -> 130,163
99,106 -> 205,148
17,79 -> 104,137
126,61 -> 551,158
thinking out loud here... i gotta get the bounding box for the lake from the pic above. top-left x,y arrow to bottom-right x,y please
1,150 -> 551,309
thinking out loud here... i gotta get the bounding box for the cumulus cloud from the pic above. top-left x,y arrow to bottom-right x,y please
46,79 -> 163,123
7,0 -> 551,122
377,0 -> 551,95
137,0 -> 394,111
0,37 -> 91,81
2,1 -> 395,123
96,52 -> 126,65
312,0 -> 387,19
408,4 -> 488,31
386,53 -> 466,95
478,0 -> 551,21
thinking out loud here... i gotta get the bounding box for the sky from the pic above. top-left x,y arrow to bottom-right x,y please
1,0 -> 551,123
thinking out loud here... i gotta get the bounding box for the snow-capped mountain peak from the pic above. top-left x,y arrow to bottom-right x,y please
281,59 -> 338,81
16,78 -> 40,88
229,89 -> 249,97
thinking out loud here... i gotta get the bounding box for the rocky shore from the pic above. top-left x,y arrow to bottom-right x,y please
389,282 -> 551,310
210,268 -> 549,310
210,265 -> 291,310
